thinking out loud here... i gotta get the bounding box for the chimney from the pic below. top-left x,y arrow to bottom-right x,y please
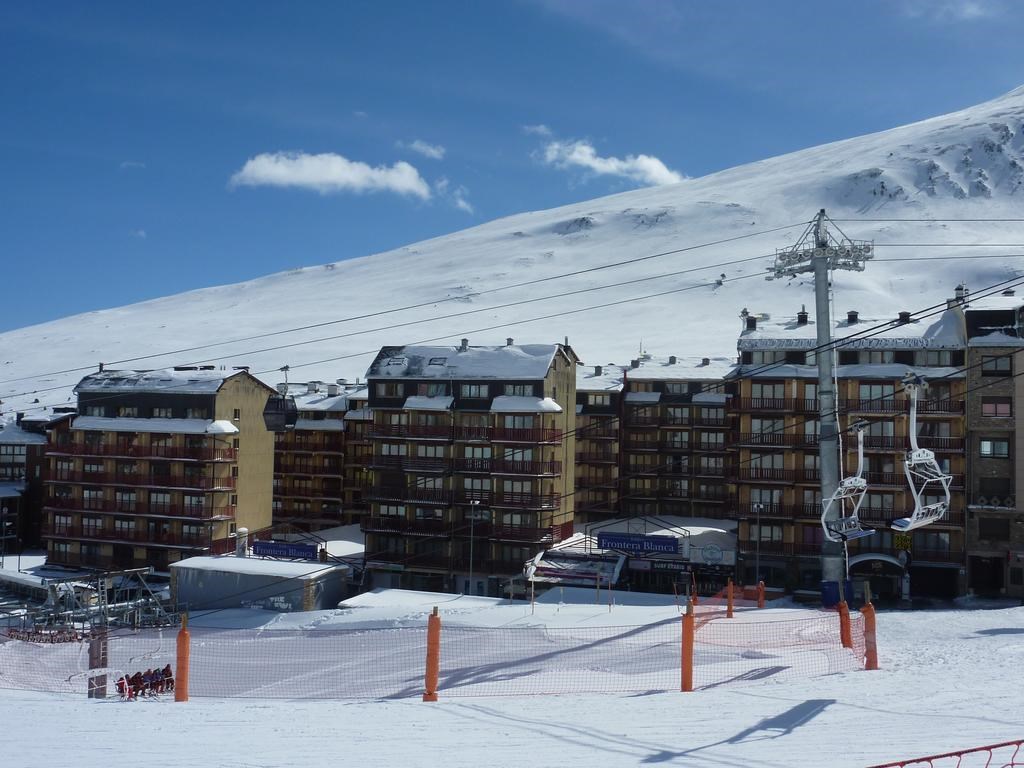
506,337 -> 514,347
898,311 -> 912,325
459,338 -> 469,352
336,378 -> 348,386
1003,289 -> 1016,297
98,362 -> 104,372
847,310 -> 859,325
955,283 -> 967,304
594,365 -> 603,376
307,382 -> 320,394
327,383 -> 339,397
745,315 -> 757,331
15,412 -> 23,426
630,359 -> 640,369
668,355 -> 677,365
701,357 -> 710,367
797,305 -> 809,326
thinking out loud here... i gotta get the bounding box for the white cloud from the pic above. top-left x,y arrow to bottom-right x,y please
131,229 -> 147,239
353,110 -> 368,119
398,139 -> 446,160
120,160 -> 146,170
434,177 -> 474,214
523,124 -> 553,137
229,151 -> 432,199
541,139 -> 685,186
901,0 -> 1000,19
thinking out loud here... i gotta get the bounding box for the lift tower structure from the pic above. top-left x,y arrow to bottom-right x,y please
767,210 -> 873,590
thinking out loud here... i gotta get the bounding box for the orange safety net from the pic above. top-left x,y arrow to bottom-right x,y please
867,740 -> 1024,768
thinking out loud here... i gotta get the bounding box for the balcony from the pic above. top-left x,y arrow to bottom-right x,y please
47,470 -> 235,491
691,415 -> 728,427
366,486 -> 453,505
576,451 -> 617,463
660,486 -> 691,500
492,427 -> 562,444
43,523 -> 210,548
733,398 -> 796,412
370,455 -> 451,473
733,467 -> 794,483
737,540 -> 794,556
626,414 -> 660,427
738,502 -> 797,519
491,459 -> 562,476
659,440 -> 692,452
453,425 -> 492,441
863,471 -> 904,488
693,464 -> 728,478
47,442 -> 237,461
369,423 -> 452,440
578,422 -> 619,439
361,516 -> 452,536
44,496 -> 234,519
796,468 -> 820,483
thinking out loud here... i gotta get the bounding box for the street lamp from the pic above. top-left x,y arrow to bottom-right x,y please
754,503 -> 763,584
468,500 -> 479,595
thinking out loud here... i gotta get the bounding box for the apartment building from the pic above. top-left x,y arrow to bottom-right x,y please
733,304 -> 968,599
272,380 -> 366,531
0,413 -> 62,549
43,367 -> 275,571
361,339 -> 577,595
963,288 -> 1024,598
574,364 -> 623,525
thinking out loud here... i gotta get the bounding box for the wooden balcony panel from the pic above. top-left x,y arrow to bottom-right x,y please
492,427 -> 562,444
734,398 -> 796,412
734,468 -> 795,482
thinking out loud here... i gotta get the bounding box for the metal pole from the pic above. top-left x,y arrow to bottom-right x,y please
468,500 -> 477,595
812,211 -> 845,584
754,503 -> 762,583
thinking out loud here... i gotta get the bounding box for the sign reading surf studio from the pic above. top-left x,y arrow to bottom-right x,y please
596,532 -> 679,555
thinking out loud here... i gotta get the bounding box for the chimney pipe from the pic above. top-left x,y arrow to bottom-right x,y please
594,365 -> 602,376
745,316 -> 757,331
307,382 -> 319,394
506,337 -> 514,347
701,358 -> 710,367
797,305 -> 809,326
327,383 -> 339,397
98,362 -> 104,372
847,310 -> 859,325
630,359 -> 640,369
459,338 -> 469,352
1003,289 -> 1016,297
15,412 -> 24,425
668,355 -> 677,365
898,311 -> 912,325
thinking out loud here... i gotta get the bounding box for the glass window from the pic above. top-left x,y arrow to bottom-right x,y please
980,439 -> 1010,458
375,382 -> 404,397
152,407 -> 172,418
588,393 -> 610,406
981,355 -> 1012,376
504,384 -> 534,397
460,384 -> 488,398
982,397 -> 1013,417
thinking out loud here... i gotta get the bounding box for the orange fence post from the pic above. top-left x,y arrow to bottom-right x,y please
862,601 -> 879,670
681,598 -> 695,692
838,600 -> 852,649
174,613 -> 190,703
726,579 -> 734,619
423,606 -> 441,702
757,580 -> 766,609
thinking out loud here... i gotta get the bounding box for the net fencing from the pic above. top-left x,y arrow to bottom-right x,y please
0,606 -> 868,700
867,740 -> 1024,768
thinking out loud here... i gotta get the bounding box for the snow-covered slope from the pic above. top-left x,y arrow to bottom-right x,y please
4,87 -> 1024,418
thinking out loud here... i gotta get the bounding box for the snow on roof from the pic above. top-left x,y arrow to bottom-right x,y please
738,308 -> 965,350
968,331 -> 1024,347
291,392 -> 352,413
0,482 -> 26,498
171,555 -> 348,579
576,366 -> 625,392
0,421 -> 48,446
294,417 -> 345,432
71,416 -> 240,434
625,391 -> 661,403
965,293 -> 1024,312
75,368 -> 239,394
403,395 -> 454,411
366,344 -> 560,380
343,407 -> 373,421
490,395 -> 562,413
626,355 -> 738,381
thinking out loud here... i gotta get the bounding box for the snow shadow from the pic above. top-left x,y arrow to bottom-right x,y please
975,627 -> 1024,636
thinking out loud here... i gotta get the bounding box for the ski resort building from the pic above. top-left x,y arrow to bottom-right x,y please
41,367 -> 276,572
361,340 -> 578,595
963,289 -> 1024,599
731,304 -> 969,599
574,364 -> 624,524
272,380 -> 368,531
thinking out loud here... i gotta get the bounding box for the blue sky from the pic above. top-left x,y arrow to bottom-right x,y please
1,0 -> 1022,331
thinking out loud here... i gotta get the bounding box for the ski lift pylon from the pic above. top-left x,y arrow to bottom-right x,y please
821,419 -> 875,543
891,373 -> 952,532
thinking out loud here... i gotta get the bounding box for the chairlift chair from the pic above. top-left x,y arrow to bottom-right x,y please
821,420 -> 875,543
891,374 -> 952,532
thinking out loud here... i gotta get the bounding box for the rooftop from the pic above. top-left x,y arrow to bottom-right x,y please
0,421 -> 48,446
75,367 -> 243,395
625,355 -> 737,381
738,308 -> 965,350
366,343 -> 565,381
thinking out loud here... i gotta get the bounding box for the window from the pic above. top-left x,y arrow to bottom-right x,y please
748,351 -> 785,365
858,383 -> 895,403
919,350 -> 952,366
417,382 -> 447,397
588,393 -> 610,406
866,493 -> 894,510
427,357 -> 447,367
864,350 -> 894,364
415,506 -> 442,521
115,490 -> 136,512
417,445 -> 445,458
503,414 -> 534,429
233,408 -> 241,420
1011,568 -> 1024,587
982,397 -> 1013,417
751,382 -> 785,399
503,447 -> 533,462
980,439 -> 1010,458
82,489 -> 105,510
463,445 -> 491,459
502,479 -> 531,494
84,462 -> 104,474
981,355 -> 1012,376
504,384 -> 534,397
84,405 -> 105,417
379,504 -> 405,517
114,518 -> 135,537
914,530 -> 950,552
749,452 -> 783,468
751,418 -> 783,434
698,431 -> 724,448
664,382 -> 687,394
82,517 -> 103,536
152,407 -> 172,418
375,382 -> 404,398
460,383 -> 488,398
664,431 -> 689,449
185,407 -> 208,419
750,487 -> 782,505
750,523 -> 783,542
183,494 -> 205,510
978,517 -> 1011,540
149,492 -> 171,511
117,406 -> 138,418
464,478 -> 492,493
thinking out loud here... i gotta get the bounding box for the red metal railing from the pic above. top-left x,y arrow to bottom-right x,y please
867,738 -> 1022,768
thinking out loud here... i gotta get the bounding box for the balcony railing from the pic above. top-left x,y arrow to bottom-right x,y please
361,516 -> 452,536
370,455 -> 450,473
369,423 -> 452,440
733,398 -> 795,412
738,502 -> 797,519
492,427 -> 562,444
47,470 -> 235,490
366,486 -> 452,505
732,433 -> 804,447
578,422 -> 619,438
733,467 -> 794,482
43,523 -> 210,548
45,497 -> 234,519
47,442 -> 237,461
576,451 -> 618,463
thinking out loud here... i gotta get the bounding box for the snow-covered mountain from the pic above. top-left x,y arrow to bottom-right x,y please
3,87 -> 1024,418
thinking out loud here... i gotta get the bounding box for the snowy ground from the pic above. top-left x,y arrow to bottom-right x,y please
1,586 -> 1022,768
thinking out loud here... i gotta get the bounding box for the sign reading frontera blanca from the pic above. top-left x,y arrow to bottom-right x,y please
597,532 -> 679,554
252,541 -> 319,560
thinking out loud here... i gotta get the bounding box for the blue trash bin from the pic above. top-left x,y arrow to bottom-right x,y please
821,580 -> 840,608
